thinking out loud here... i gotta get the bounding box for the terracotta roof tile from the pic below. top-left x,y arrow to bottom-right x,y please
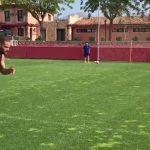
73,16 -> 150,26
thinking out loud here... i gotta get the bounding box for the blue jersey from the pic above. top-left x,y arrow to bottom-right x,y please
83,44 -> 90,57
83,45 -> 90,53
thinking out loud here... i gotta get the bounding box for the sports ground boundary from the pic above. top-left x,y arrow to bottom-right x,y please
7,46 -> 150,62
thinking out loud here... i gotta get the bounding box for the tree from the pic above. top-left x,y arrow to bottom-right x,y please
1,0 -> 75,41
144,0 -> 150,15
128,0 -> 150,16
133,0 -> 150,16
81,0 -> 133,41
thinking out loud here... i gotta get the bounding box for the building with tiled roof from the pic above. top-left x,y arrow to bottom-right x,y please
0,1 -> 54,41
72,16 -> 150,26
0,1 -> 150,43
71,16 -> 150,41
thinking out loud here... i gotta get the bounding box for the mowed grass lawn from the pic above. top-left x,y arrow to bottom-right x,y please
0,59 -> 150,150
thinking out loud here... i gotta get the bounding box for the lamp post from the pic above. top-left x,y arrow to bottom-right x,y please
97,1 -> 100,63
104,19 -> 107,41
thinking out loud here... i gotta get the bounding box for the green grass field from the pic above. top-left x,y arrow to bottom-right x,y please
0,59 -> 150,150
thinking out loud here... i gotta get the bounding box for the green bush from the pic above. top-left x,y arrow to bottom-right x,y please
26,37 -> 30,41
132,36 -> 138,41
89,37 -> 95,41
101,37 -> 105,41
73,37 -> 81,41
146,37 -> 150,41
116,37 -> 123,41
35,36 -> 42,41
14,36 -> 19,40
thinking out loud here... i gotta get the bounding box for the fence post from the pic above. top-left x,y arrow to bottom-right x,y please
129,40 -> 133,63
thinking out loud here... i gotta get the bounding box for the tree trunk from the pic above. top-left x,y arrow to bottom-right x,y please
38,19 -> 44,41
40,19 -> 44,41
108,19 -> 113,41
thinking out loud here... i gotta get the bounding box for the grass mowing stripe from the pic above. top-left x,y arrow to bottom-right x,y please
0,113 -> 93,130
0,59 -> 150,150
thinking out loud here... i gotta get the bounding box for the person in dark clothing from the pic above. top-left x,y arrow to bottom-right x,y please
83,42 -> 90,63
0,37 -> 15,75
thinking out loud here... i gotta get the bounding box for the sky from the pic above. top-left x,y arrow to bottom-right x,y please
59,0 -> 99,19
59,0 -> 148,19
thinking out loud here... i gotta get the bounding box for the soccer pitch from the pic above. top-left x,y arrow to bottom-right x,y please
0,59 -> 150,150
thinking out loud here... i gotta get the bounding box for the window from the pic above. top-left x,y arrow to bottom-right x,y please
76,28 -> 96,33
79,29 -> 87,32
87,28 -> 96,32
4,29 -> 12,36
112,28 -> 128,32
133,28 -> 150,32
18,28 -> 24,36
4,10 -> 10,22
17,10 -> 24,21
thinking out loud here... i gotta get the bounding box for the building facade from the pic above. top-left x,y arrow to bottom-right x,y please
44,15 -> 150,42
0,3 -> 53,41
42,15 -> 83,42
0,1 -> 149,42
71,16 -> 150,42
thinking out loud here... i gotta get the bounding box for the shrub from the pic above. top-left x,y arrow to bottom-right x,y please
101,37 -> 105,41
89,37 -> 95,41
26,37 -> 30,41
35,36 -> 42,41
73,37 -> 81,41
146,37 -> 150,41
116,37 -> 123,41
132,36 -> 138,41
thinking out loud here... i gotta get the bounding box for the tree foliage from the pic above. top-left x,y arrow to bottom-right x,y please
80,0 -> 135,41
132,0 -> 150,16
